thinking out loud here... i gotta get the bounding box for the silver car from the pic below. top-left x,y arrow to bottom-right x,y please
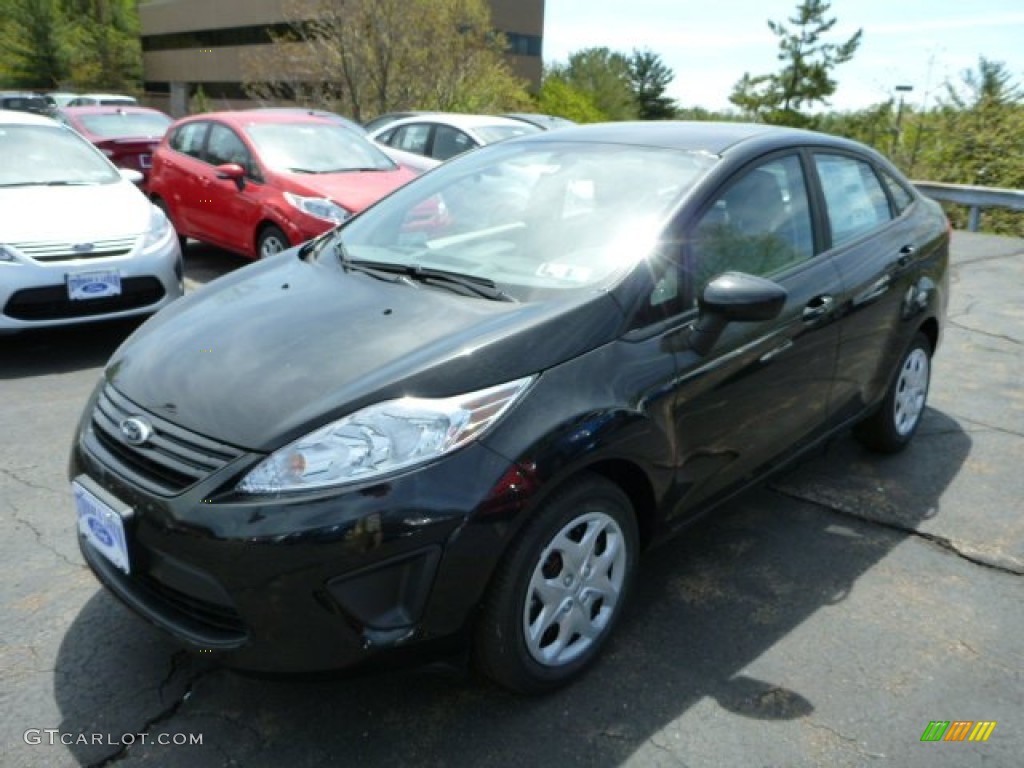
0,110 -> 183,333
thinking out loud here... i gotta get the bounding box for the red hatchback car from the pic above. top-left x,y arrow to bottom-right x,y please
148,111 -> 418,259
58,106 -> 173,189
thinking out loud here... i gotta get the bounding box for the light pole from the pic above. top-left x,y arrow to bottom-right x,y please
891,84 -> 913,157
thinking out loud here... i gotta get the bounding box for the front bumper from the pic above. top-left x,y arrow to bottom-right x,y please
69,387 -> 531,672
0,233 -> 183,332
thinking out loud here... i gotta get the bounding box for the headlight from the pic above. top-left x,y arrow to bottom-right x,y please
0,244 -> 17,263
141,204 -> 172,251
283,192 -> 351,224
237,376 -> 534,494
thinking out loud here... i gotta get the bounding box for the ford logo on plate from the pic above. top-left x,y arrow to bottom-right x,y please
88,517 -> 114,547
119,416 -> 153,446
81,283 -> 108,294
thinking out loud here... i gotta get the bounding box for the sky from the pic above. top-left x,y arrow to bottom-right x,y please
542,0 -> 1024,112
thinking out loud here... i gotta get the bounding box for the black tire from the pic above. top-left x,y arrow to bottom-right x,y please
257,225 -> 289,259
473,474 -> 639,694
151,197 -> 187,254
854,332 -> 932,453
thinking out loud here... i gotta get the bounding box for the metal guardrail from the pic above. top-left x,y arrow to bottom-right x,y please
913,181 -> 1024,232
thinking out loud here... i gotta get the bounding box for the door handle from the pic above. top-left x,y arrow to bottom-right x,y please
802,294 -> 834,322
898,244 -> 916,267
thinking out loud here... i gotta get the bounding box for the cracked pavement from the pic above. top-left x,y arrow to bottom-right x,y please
1,233 -> 1022,767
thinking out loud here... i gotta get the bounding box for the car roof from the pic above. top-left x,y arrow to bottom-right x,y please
75,93 -> 136,100
0,109 -> 59,126
518,120 -> 861,156
60,105 -> 167,116
175,110 -> 342,128
371,113 -> 539,135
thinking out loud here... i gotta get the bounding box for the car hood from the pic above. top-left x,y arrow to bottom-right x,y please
105,251 -> 624,451
279,167 -> 418,212
0,181 -> 150,242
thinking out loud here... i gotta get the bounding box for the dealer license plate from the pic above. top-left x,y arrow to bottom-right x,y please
67,271 -> 122,301
73,480 -> 131,574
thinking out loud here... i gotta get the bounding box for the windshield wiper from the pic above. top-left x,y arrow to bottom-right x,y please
0,180 -> 96,187
340,255 -> 516,302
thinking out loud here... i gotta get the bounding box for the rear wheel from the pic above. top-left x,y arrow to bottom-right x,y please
257,225 -> 289,259
473,474 -> 638,693
854,332 -> 932,453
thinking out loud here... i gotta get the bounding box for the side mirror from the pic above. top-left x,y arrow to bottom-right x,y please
215,163 -> 246,190
118,168 -> 144,185
689,271 -> 787,356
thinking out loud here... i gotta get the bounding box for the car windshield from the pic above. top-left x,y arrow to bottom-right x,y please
76,111 -> 171,138
333,141 -> 717,301
474,123 -> 543,144
246,122 -> 396,173
0,124 -> 120,186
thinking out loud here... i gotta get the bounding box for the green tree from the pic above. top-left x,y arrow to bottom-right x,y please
0,0 -> 71,88
941,56 -> 1022,110
730,0 -> 862,126
0,0 -> 141,91
243,0 -> 530,120
549,47 -> 638,121
629,49 -> 676,120
536,75 -> 605,123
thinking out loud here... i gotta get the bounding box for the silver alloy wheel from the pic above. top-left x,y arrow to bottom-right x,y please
260,232 -> 287,258
893,347 -> 929,436
523,511 -> 627,667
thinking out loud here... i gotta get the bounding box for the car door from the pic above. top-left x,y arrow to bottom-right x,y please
155,120 -> 210,237
193,122 -> 264,254
809,152 -> 940,424
664,152 -> 843,520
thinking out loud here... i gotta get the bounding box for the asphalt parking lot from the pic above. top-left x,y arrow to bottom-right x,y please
1,232 -> 1021,767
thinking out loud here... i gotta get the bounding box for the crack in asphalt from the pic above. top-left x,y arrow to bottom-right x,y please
947,318 -> 1023,347
0,465 -> 53,493
941,412 -> 1024,441
769,487 -> 1023,577
86,652 -> 214,768
5,497 -> 83,570
804,720 -> 886,760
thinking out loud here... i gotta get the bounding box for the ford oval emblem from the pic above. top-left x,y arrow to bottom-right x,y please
88,517 -> 114,547
72,242 -> 96,253
119,417 -> 153,446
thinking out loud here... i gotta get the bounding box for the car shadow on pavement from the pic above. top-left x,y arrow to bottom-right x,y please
0,318 -> 146,379
52,408 -> 970,767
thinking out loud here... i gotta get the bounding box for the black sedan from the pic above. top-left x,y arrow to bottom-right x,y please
70,122 -> 949,693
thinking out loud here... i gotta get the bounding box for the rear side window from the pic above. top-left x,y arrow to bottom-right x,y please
431,125 -> 474,160
390,124 -> 430,155
880,170 -> 914,215
169,122 -> 208,158
814,154 -> 893,247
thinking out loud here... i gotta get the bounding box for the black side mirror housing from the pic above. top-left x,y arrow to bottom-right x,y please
689,271 -> 788,356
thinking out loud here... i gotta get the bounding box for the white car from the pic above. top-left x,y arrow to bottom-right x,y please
368,113 -> 542,170
66,93 -> 138,107
0,110 -> 183,333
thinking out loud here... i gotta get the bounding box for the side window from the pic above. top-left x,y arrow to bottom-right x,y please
431,126 -> 474,160
814,153 -> 893,246
169,122 -> 207,158
880,170 -> 914,215
391,124 -> 430,155
689,154 -> 815,291
205,123 -> 251,172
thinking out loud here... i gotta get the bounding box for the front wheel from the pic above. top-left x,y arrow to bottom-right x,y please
257,225 -> 289,259
854,332 -> 932,453
473,474 -> 638,694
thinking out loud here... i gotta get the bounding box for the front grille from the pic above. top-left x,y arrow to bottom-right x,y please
89,383 -> 244,496
12,235 -> 138,262
4,276 -> 164,320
